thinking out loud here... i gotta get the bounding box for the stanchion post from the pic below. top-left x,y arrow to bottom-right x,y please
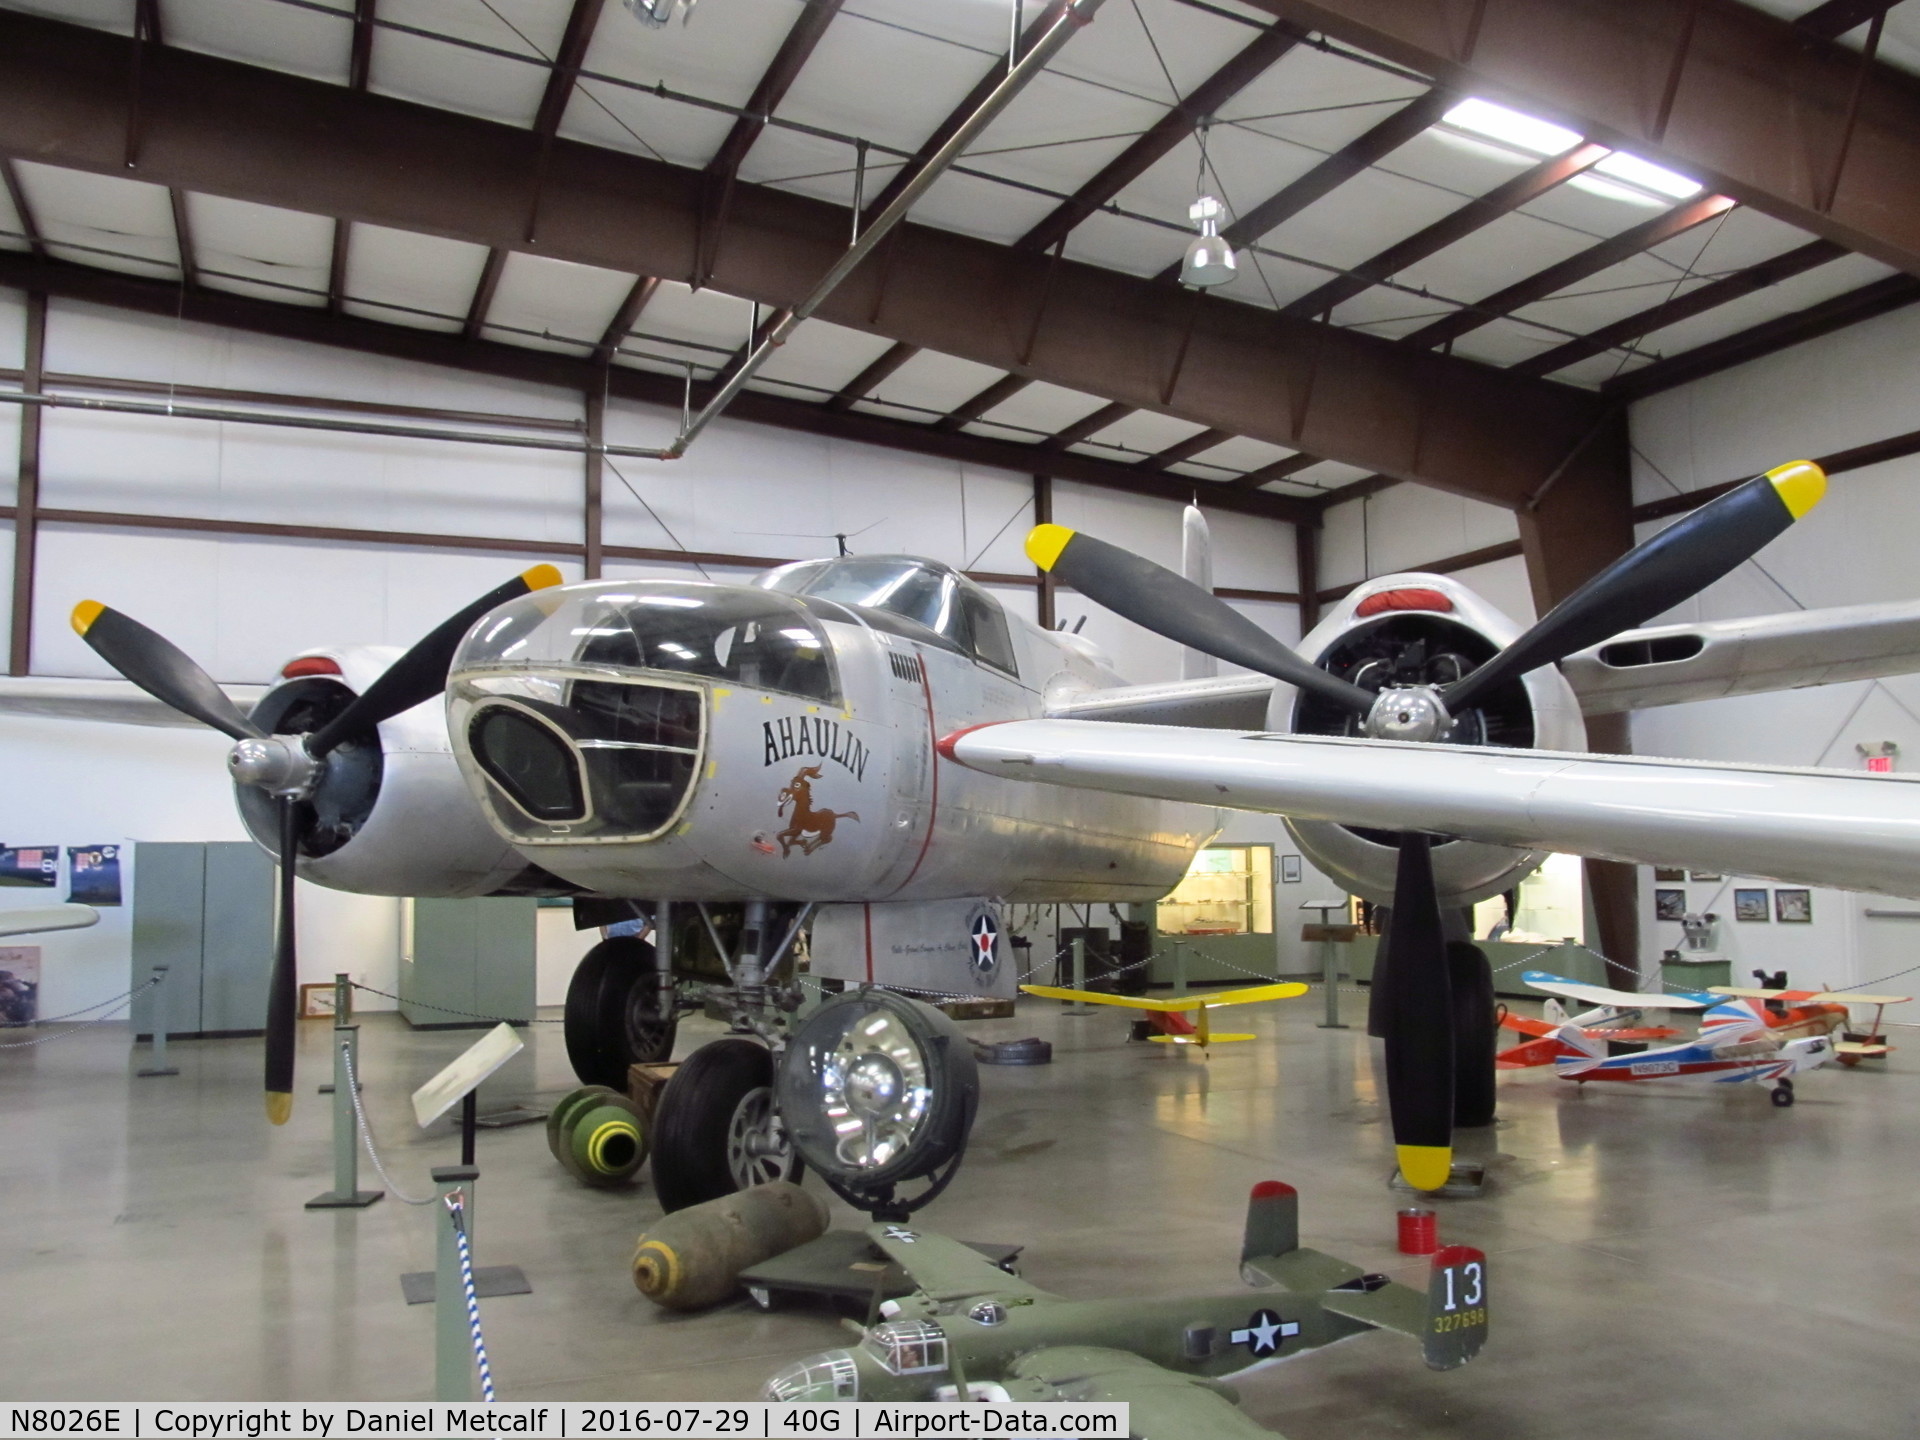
306,1024 -> 382,1209
1302,901 -> 1352,1030
137,964 -> 179,1078
1063,937 -> 1093,1014
1172,938 -> 1188,999
433,1167 -> 479,1401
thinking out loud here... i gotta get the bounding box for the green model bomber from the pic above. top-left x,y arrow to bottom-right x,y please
761,1182 -> 1487,1438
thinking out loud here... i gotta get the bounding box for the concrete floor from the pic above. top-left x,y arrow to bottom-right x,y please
4,995 -> 1918,1437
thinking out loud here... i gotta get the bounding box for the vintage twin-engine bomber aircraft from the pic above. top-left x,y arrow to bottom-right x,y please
26,455 -> 1920,1202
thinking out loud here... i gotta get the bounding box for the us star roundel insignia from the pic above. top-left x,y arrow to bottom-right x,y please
969,910 -> 1000,980
1230,1309 -> 1300,1357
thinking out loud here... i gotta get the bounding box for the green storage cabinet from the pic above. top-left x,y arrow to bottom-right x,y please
130,842 -> 274,1038
1659,954 -> 1732,993
398,897 -> 537,1029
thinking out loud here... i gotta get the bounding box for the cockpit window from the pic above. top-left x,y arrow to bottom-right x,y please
759,556 -> 1019,677
457,583 -> 838,703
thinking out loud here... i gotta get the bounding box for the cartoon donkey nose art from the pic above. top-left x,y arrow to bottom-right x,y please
775,765 -> 861,857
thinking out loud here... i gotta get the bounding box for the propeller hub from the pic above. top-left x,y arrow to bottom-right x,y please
1364,686 -> 1451,745
229,736 -> 320,798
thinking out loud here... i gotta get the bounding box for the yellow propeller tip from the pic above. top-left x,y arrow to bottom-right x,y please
266,1091 -> 293,1126
1025,524 -> 1075,572
520,563 -> 565,592
71,600 -> 105,637
1397,1144 -> 1453,1193
1766,460 -> 1825,520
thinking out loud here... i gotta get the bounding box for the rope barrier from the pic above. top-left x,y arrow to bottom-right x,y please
1,977 -> 159,1029
0,978 -> 158,1049
445,1192 -> 497,1403
340,1041 -> 436,1206
347,982 -> 565,1026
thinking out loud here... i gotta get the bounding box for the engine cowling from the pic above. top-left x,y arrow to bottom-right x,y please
233,647 -> 562,898
1273,576 -> 1587,906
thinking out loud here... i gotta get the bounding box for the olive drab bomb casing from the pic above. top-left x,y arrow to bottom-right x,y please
546,1086 -> 648,1186
632,1181 -> 830,1311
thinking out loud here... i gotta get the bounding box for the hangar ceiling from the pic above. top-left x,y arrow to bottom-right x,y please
0,0 -> 1914,520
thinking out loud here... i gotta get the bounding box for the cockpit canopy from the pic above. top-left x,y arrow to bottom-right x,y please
757,556 -> 1018,676
455,580 -> 839,703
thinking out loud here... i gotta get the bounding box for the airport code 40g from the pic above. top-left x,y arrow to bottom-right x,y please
3,1407 -> 1127,1440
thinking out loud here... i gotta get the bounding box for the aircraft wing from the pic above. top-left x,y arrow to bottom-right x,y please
1020,982 -> 1306,1012
1004,1347 -> 1277,1439
1522,971 -> 1715,1010
1045,673 -> 1273,730
0,675 -> 268,729
942,720 -> 1920,899
0,905 -> 99,939
1561,600 -> 1920,715
865,1223 -> 1057,1306
1711,986 -> 1912,1006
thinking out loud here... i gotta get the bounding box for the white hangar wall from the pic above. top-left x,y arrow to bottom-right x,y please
0,290 -> 1315,1013
1627,301 -> 1920,1009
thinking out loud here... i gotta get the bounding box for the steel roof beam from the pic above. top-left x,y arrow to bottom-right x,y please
1230,451 -> 1319,490
2,158 -> 43,258
0,249 -> 1315,523
1603,270 -> 1920,400
1511,238 -> 1848,378
1018,22 -> 1303,254
1241,0 -> 1920,278
1400,193 -> 1735,351
1282,142 -> 1608,319
935,373 -> 1032,433
1795,1 -> 1905,42
0,9 -> 1616,511
596,274 -> 659,365
705,0 -> 845,188
327,0 -> 378,316
1148,426 -> 1230,468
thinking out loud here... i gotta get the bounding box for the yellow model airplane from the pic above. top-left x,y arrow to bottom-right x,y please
1020,981 -> 1308,1050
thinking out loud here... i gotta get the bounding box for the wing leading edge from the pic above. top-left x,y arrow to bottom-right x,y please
943,720 -> 1920,899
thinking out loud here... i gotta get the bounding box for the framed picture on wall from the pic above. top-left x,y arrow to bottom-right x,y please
1775,889 -> 1813,923
1280,855 -> 1302,884
1734,889 -> 1770,922
1654,868 -> 1686,882
1689,871 -> 1724,883
298,983 -> 339,1020
1655,888 -> 1687,921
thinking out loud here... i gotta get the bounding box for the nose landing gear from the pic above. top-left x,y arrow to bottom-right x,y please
651,1037 -> 802,1211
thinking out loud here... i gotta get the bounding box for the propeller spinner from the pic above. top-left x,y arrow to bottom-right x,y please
71,564 -> 564,1123
1027,459 -> 1825,1190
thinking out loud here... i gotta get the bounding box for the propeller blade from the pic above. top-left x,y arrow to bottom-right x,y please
1026,525 -> 1375,714
306,564 -> 564,756
264,795 -> 299,1125
70,602 -> 263,742
1444,460 -> 1824,713
1381,833 -> 1454,1193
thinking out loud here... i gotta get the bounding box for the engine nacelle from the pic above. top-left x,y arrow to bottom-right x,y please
234,647 -> 555,898
1273,575 -> 1587,907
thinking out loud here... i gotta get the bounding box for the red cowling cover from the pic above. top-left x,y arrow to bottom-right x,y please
1355,588 -> 1453,618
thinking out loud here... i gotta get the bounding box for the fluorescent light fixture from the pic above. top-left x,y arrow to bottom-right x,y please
1592,151 -> 1702,199
1441,98 -> 1580,157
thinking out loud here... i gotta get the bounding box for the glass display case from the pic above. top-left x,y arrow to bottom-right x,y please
1156,845 -> 1274,937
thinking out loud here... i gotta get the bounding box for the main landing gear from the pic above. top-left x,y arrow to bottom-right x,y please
1770,1079 -> 1796,1107
561,900 -> 808,1211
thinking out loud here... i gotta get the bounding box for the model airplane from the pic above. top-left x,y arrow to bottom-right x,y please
1497,971 -> 1715,1069
1545,996 -> 1836,1105
0,904 -> 99,939
1708,980 -> 1909,1063
761,1180 -> 1487,1438
1019,979 -> 1307,1048
24,454 -> 1920,1199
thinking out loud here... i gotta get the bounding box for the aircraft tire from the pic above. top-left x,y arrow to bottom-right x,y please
1450,941 -> 1498,1128
652,1038 -> 799,1212
564,937 -> 677,1089
1771,1083 -> 1795,1107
